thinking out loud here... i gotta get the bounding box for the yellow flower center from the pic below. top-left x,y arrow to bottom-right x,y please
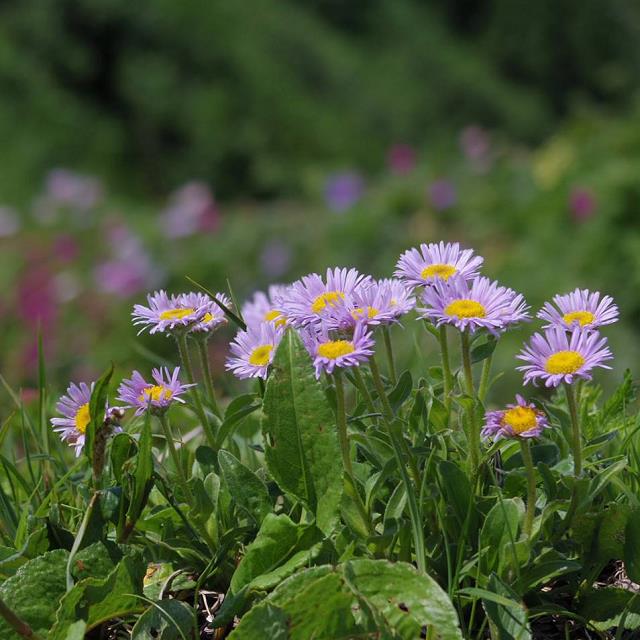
74,403 -> 90,434
317,340 -> 355,359
249,344 -> 273,366
421,264 -> 457,281
139,385 -> 173,404
502,406 -> 538,434
202,312 -> 214,324
545,350 -> 585,375
264,309 -> 287,327
311,291 -> 345,314
351,306 -> 379,320
159,308 -> 195,321
444,299 -> 486,319
563,311 -> 596,327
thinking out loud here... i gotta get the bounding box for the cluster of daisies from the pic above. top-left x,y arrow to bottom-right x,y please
51,241 -> 617,455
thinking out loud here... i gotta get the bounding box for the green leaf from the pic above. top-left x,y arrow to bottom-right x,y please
483,574 -> 531,640
262,328 -> 343,534
471,337 -> 497,364
218,450 -> 271,524
231,513 -> 324,594
71,541 -> 122,582
625,509 -> 640,583
131,600 -> 196,640
437,460 -> 474,530
388,370 -> 413,412
85,364 -> 114,468
51,554 -> 146,637
229,560 -> 463,640
0,549 -> 68,639
110,433 -> 137,485
124,411 -> 154,536
480,498 -> 523,575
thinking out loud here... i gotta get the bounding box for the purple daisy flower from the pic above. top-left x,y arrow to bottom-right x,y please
324,278 -> 416,330
241,285 -> 290,330
178,291 -> 231,333
51,382 -> 122,456
420,275 -> 530,335
302,322 -> 375,378
117,367 -> 193,416
481,395 -> 549,441
132,290 -> 210,335
280,268 -> 372,327
517,327 -> 613,388
394,242 -> 484,289
226,322 -> 284,380
538,288 -> 619,331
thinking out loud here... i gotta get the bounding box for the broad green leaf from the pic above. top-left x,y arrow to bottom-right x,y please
471,337 -> 497,364
0,548 -> 68,639
51,554 -> 146,637
229,561 -> 463,640
131,599 -> 196,640
230,513 -> 323,593
124,412 -> 154,537
63,620 -> 87,640
480,498 -> 523,575
388,370 -> 413,412
71,541 -> 122,581
625,509 -> 640,583
110,433 -> 137,485
483,574 -> 531,640
262,329 -> 343,534
438,460 -> 474,530
218,450 -> 271,524
597,503 -> 630,562
579,586 -> 640,622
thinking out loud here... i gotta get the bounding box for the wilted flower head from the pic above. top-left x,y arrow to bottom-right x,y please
517,327 -> 613,388
395,242 -> 483,289
420,275 -> 530,335
132,290 -> 209,335
302,322 -> 375,378
324,172 -> 364,212
428,179 -> 457,211
242,285 -> 290,330
538,289 -> 618,331
226,322 -> 284,380
323,278 -> 415,330
117,367 -> 192,416
481,395 -> 549,441
51,382 -> 122,456
280,268 -> 372,327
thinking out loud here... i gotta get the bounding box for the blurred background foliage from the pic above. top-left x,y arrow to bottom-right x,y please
0,0 -> 639,398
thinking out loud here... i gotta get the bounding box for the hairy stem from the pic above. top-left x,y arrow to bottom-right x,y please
382,325 -> 397,386
460,331 -> 480,474
565,383 -> 582,477
520,439 -> 537,538
438,325 -> 453,418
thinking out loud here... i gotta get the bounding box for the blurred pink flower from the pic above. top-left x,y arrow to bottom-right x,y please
569,187 -> 597,222
387,144 -> 417,175
324,172 -> 364,212
460,126 -> 490,161
260,240 -> 292,279
161,182 -> 219,238
428,179 -> 457,211
54,234 -> 79,263
45,169 -> 103,211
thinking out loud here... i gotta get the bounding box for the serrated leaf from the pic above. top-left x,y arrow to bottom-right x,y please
0,548 -> 68,639
262,329 -> 343,535
218,450 -> 271,524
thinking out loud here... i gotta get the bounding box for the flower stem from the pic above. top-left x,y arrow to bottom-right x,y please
382,325 -> 397,386
334,370 -> 371,533
196,338 -> 222,419
565,383 -> 582,477
477,353 -> 494,404
520,439 -> 536,538
369,355 -> 426,574
460,331 -> 480,474
175,334 -> 217,450
158,414 -> 188,485
438,325 -> 453,416
351,367 -> 379,419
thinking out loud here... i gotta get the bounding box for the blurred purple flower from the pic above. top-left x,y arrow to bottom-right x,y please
387,144 -> 417,175
569,187 -> 596,222
260,240 -> 292,279
460,126 -> 490,162
324,172 -> 364,212
428,179 -> 457,211
94,222 -> 159,297
45,169 -> 103,211
0,207 -> 20,237
54,234 -> 79,264
161,182 -> 220,238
